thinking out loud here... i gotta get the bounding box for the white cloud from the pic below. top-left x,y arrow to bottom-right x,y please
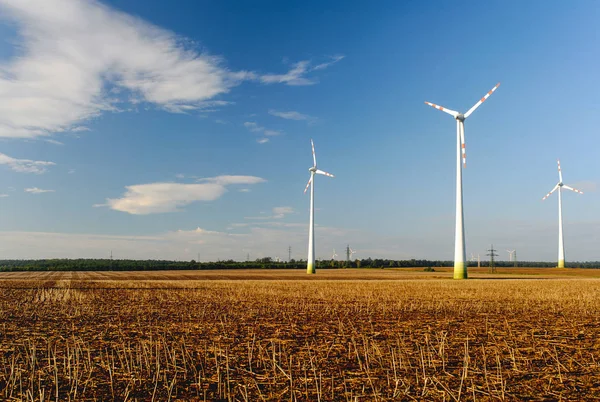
238,188 -> 251,192
312,55 -> 345,71
257,138 -> 269,144
68,169 -> 76,174
268,109 -> 314,121
197,175 -> 265,185
259,56 -> 345,85
71,126 -> 91,132
175,173 -> 185,179
25,187 -> 55,194
0,0 -> 343,139
0,153 -> 55,174
98,175 -> 266,214
244,122 -> 281,137
244,122 -> 263,133
0,194 -> 8,198
273,206 -> 295,218
45,139 -> 64,145
246,206 -> 295,220
259,61 -> 314,86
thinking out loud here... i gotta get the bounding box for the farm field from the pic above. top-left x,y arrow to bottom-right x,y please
1,268 -> 600,401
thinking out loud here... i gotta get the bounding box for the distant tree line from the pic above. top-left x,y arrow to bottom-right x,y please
1,258 -> 600,271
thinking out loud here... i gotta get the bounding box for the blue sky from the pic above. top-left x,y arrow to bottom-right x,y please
0,0 -> 599,261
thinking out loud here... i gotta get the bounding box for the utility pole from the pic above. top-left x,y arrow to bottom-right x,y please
246,253 -> 250,262
346,244 -> 351,262
514,250 -> 518,268
487,245 -> 498,274
288,246 -> 292,262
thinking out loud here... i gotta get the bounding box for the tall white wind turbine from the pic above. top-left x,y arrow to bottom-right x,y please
506,249 -> 515,262
304,139 -> 334,274
425,83 -> 500,279
542,160 -> 583,268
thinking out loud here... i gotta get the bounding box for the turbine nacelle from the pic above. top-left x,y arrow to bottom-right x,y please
424,83 -> 500,170
309,167 -> 317,173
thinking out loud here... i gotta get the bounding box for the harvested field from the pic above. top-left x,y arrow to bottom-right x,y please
1,269 -> 600,400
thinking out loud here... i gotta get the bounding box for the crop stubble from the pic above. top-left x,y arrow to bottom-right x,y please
0,269 -> 600,401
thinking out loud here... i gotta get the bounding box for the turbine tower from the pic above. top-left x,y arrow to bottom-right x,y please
332,249 -> 338,260
506,249 -> 515,262
542,160 -> 583,268
425,83 -> 500,279
304,139 -> 334,274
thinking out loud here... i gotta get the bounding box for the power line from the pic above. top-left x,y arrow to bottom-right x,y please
487,244 -> 498,274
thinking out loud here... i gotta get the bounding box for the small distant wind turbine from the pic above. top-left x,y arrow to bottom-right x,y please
332,249 -> 338,260
506,249 -> 515,262
542,160 -> 583,268
349,248 -> 357,259
304,139 -> 334,274
470,252 -> 481,268
425,83 -> 500,279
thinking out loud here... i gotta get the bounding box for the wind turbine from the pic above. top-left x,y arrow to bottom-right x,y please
332,249 -> 338,260
425,83 -> 501,279
349,248 -> 357,259
542,160 -> 583,268
304,139 -> 334,274
506,249 -> 515,262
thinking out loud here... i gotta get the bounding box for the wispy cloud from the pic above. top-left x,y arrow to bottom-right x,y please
0,194 -> 8,198
71,126 -> 91,133
259,61 -> 315,86
0,0 -> 343,139
268,109 -> 315,122
273,206 -> 295,218
244,122 -> 281,136
45,139 -> 64,146
259,56 -> 345,86
97,175 -> 266,215
245,206 -> 295,220
0,153 -> 55,174
312,55 -> 345,71
257,138 -> 269,144
25,187 -> 55,194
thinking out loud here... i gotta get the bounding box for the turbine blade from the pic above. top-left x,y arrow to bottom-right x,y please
460,122 -> 466,168
463,82 -> 501,118
311,139 -> 316,167
424,102 -> 459,117
542,184 -> 559,200
315,169 -> 334,177
557,159 -> 563,183
303,176 -> 312,193
562,184 -> 583,194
